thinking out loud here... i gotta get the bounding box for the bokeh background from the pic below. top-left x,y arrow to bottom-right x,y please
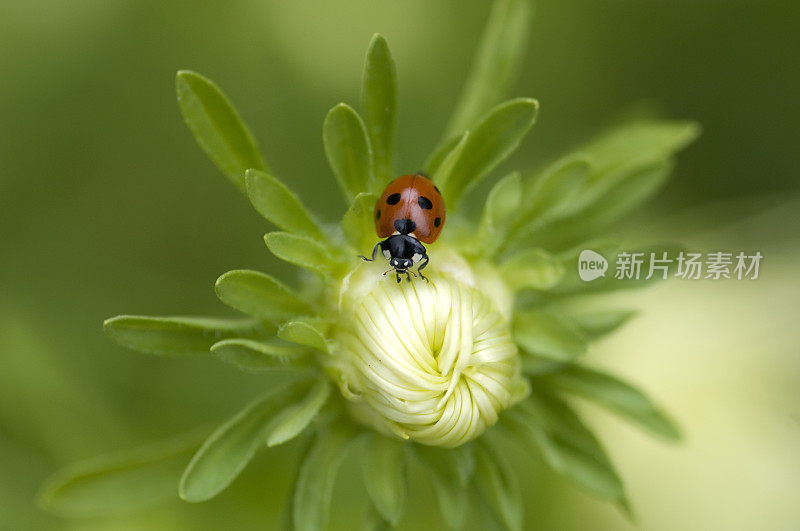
1,0 -> 798,529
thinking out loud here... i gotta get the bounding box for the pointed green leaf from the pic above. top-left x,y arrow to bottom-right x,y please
517,155 -> 590,230
500,249 -> 565,291
436,99 -> 538,205
176,70 -> 266,192
265,379 -> 331,447
215,269 -> 310,321
278,320 -> 329,354
342,192 -> 380,253
245,169 -> 326,241
569,310 -> 637,340
542,365 -> 681,440
425,134 -> 463,176
506,395 -> 625,500
445,0 -> 534,137
264,231 -> 342,276
473,172 -> 521,257
360,433 -> 407,525
362,34 -> 397,185
210,338 -> 306,373
179,387 -> 293,502
38,431 -> 204,518
323,103 -> 373,201
293,424 -> 359,531
514,311 -> 587,361
475,439 -> 523,531
581,120 -> 699,179
103,315 -> 260,356
413,445 -> 474,529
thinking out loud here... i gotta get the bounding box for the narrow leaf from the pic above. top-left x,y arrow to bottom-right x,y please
341,192 -> 380,254
445,0 -> 534,137
518,155 -> 590,228
293,424 -> 359,531
265,379 -> 331,447
514,311 -> 587,361
179,387 -> 292,502
436,98 -> 538,205
245,169 -> 326,241
176,70 -> 265,192
475,439 -> 523,531
413,445 -> 474,529
500,249 -> 565,291
581,120 -> 699,179
215,269 -> 309,321
569,310 -> 637,340
210,338 -> 305,373
264,232 -> 342,276
278,320 -> 329,354
473,172 -> 521,257
542,365 -> 681,440
362,34 -> 397,186
506,395 -> 625,500
103,315 -> 260,356
425,134 -> 463,176
360,433 -> 407,525
38,431 -> 204,518
323,103 -> 373,201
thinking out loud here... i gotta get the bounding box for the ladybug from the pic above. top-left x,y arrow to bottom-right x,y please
360,172 -> 445,283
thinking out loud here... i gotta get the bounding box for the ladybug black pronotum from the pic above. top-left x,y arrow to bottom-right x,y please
360,172 -> 446,283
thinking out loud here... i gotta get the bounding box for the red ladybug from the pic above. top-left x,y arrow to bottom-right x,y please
360,172 -> 445,283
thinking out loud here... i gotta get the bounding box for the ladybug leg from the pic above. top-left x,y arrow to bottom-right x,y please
417,255 -> 430,283
404,270 -> 412,282
395,272 -> 402,284
359,242 -> 380,262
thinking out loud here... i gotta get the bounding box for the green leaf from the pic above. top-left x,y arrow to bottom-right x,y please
245,169 -> 326,241
514,311 -> 587,361
323,103 -> 373,201
581,120 -> 699,179
360,433 -> 406,525
265,379 -> 331,447
473,172 -> 522,257
179,387 -> 292,502
293,423 -> 359,531
176,70 -> 266,192
435,98 -> 538,205
210,338 -> 305,373
500,249 -> 565,291
413,445 -> 474,529
264,231 -> 342,276
103,315 -> 260,356
541,365 -> 680,440
569,310 -> 637,340
506,395 -> 625,501
38,431 -> 204,518
475,439 -> 523,531
444,0 -> 534,137
341,192 -> 380,253
215,269 -> 310,321
517,155 -> 590,230
362,34 -> 397,185
425,134 -> 463,176
278,320 -> 329,354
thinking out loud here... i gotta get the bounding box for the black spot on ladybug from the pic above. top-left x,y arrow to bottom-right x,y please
376,209 -> 381,220
386,193 -> 401,205
418,196 -> 433,209
433,185 -> 441,195
434,217 -> 441,227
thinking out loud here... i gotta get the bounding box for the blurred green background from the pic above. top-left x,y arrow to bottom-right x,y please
1,0 -> 798,529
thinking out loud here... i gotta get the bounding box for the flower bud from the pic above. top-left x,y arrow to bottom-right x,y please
328,262 -> 528,447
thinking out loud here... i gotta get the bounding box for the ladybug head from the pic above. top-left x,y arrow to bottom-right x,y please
390,257 -> 413,271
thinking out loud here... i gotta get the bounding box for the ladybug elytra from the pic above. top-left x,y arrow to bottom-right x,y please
360,172 -> 445,283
